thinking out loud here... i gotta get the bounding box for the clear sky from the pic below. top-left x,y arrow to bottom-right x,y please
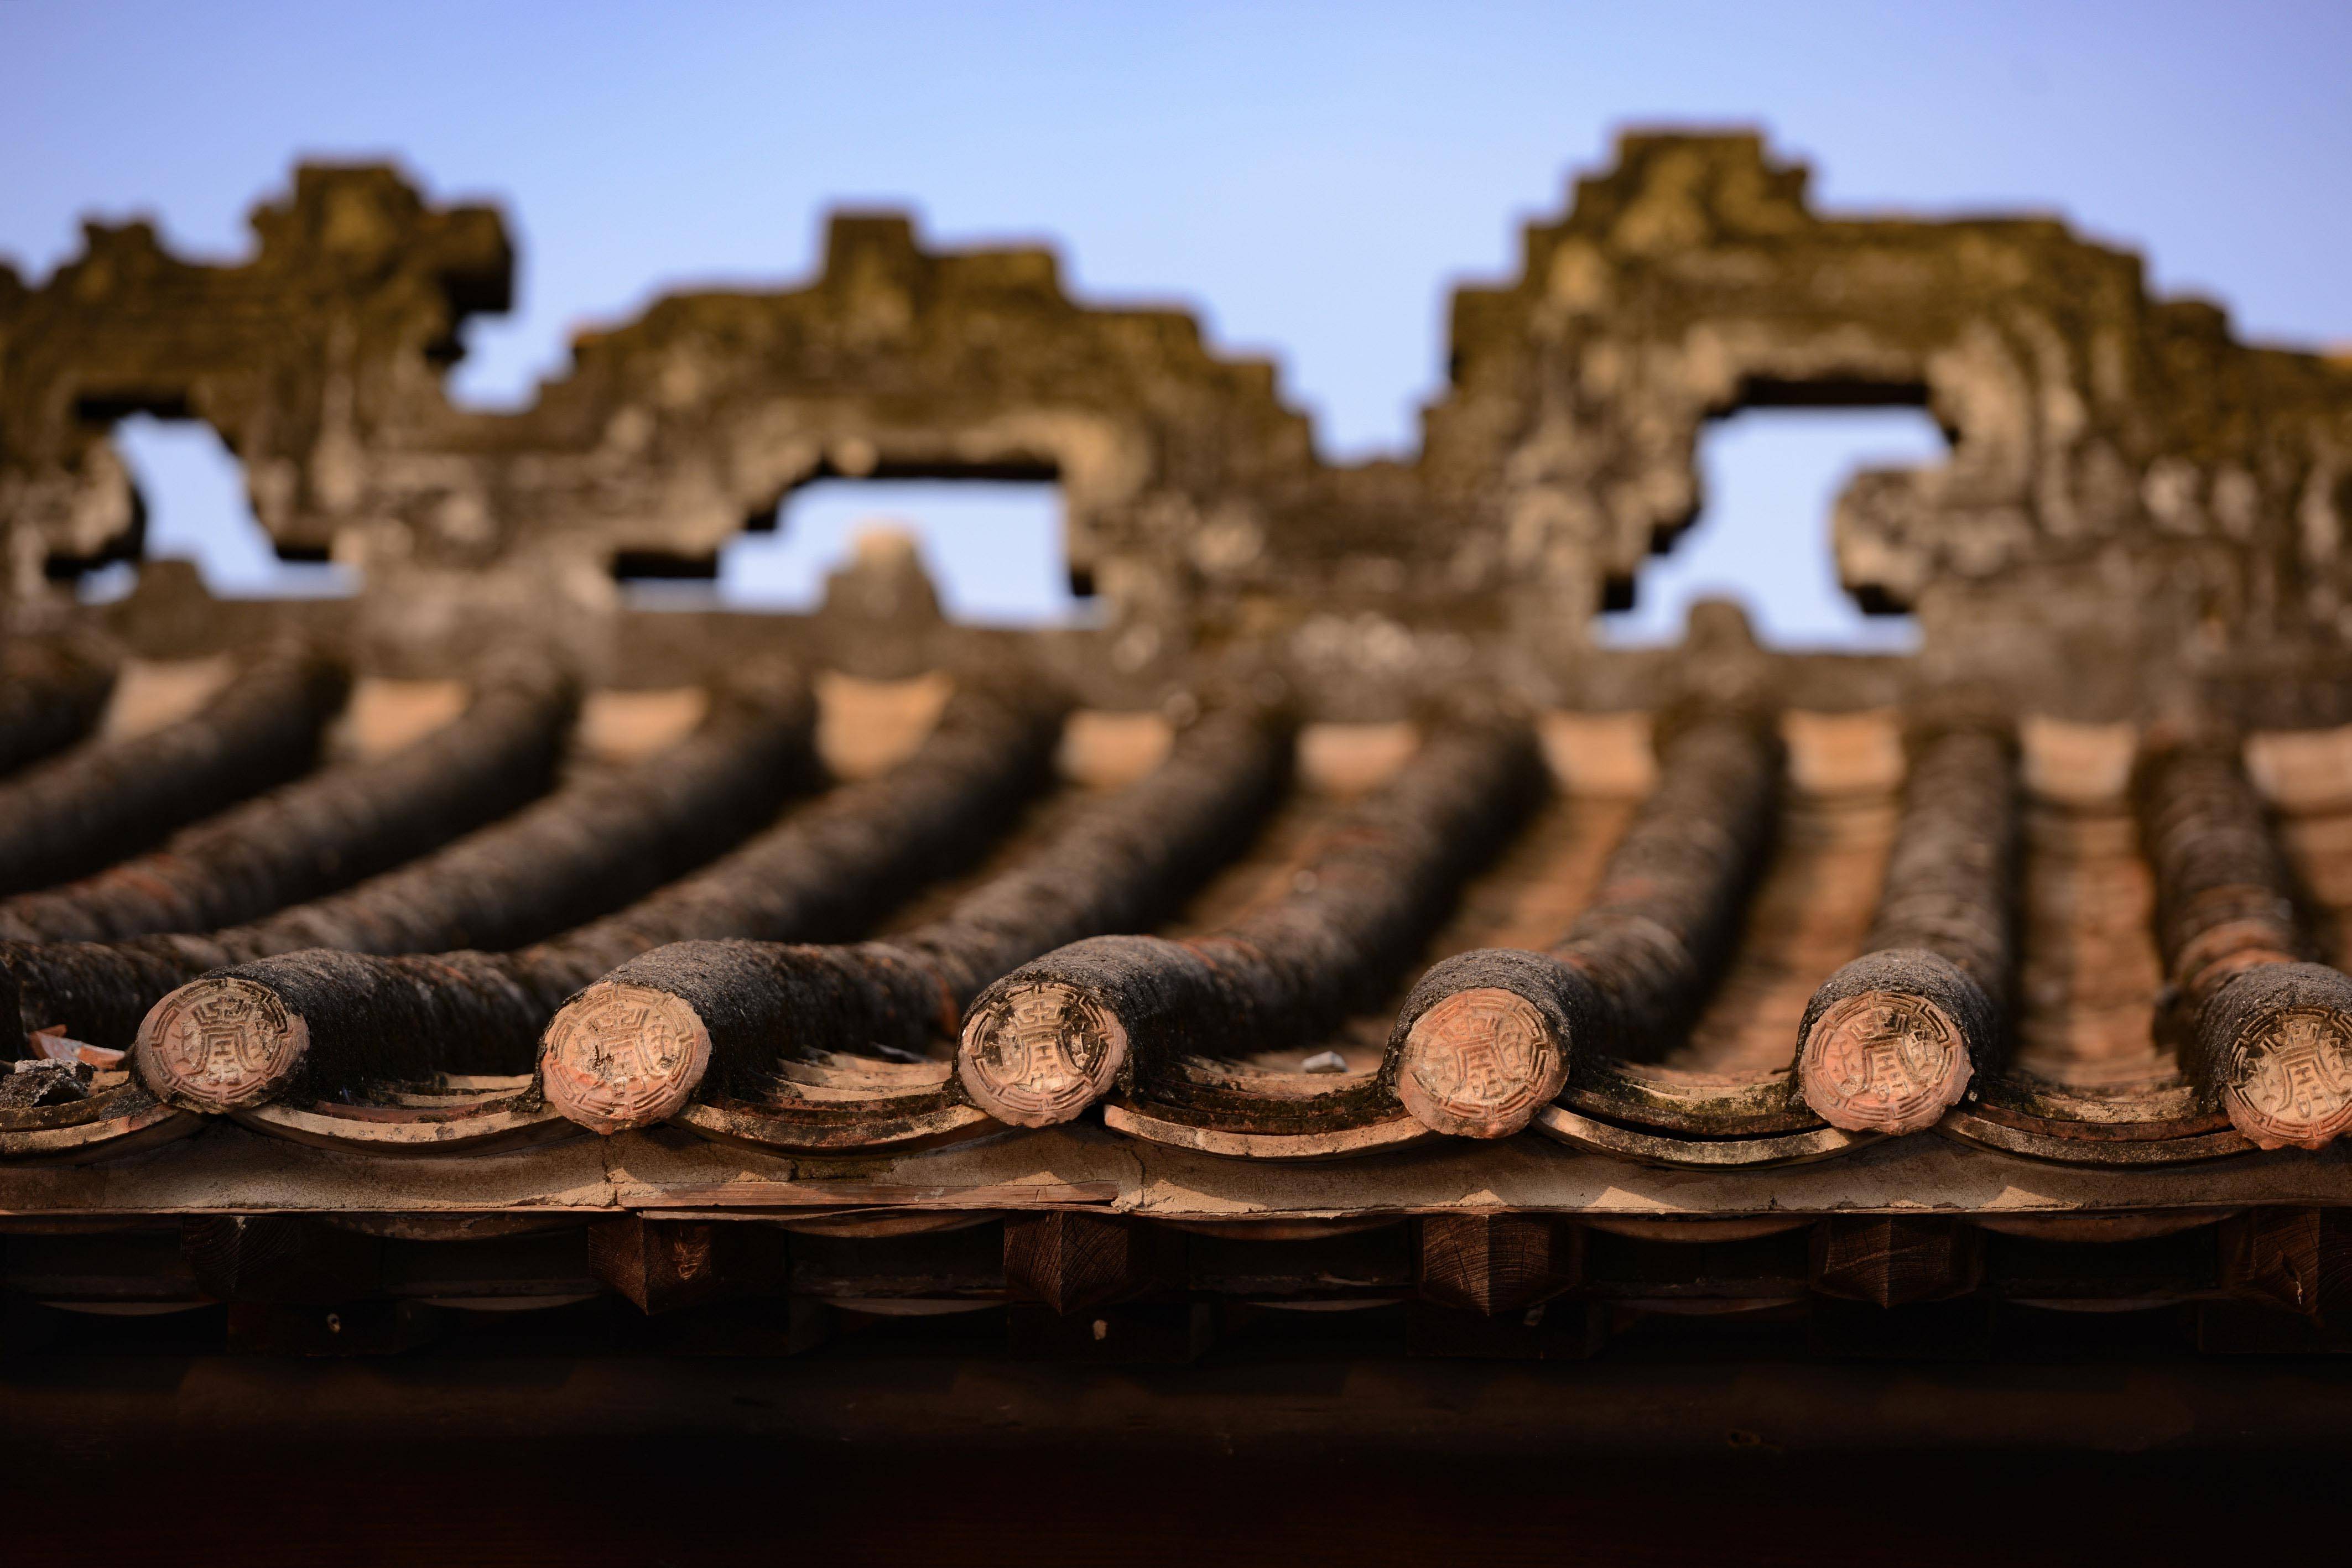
8,2 -> 2348,644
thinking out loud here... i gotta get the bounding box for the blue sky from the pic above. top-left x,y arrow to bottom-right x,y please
8,2 -> 2347,643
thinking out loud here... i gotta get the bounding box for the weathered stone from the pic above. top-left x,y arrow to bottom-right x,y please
7,131 -> 2350,718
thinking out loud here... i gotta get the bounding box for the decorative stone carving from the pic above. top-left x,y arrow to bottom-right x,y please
1425,132 -> 2352,685
8,132 -> 2350,708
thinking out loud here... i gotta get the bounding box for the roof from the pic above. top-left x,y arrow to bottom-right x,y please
3,131 -> 2351,1353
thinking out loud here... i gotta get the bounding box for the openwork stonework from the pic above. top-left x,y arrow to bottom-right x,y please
5,132 -> 2349,720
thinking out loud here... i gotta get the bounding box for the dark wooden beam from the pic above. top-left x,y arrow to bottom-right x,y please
181,1213 -> 381,1304
587,1216 -> 783,1314
1415,1213 -> 1579,1317
1002,1211 -> 1177,1315
2219,1206 -> 2352,1318
1810,1215 -> 1981,1307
